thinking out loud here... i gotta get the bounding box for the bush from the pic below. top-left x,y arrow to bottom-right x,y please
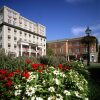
0,60 -> 89,100
39,56 -> 66,67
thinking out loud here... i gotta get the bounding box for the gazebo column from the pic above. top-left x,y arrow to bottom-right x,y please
36,46 -> 38,57
67,55 -> 69,61
29,45 -> 31,57
21,43 -> 23,56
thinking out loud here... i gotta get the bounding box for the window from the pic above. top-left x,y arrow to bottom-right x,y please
14,37 -> 17,41
29,34 -> 31,37
8,27 -> 11,31
33,36 -> 35,38
24,33 -> 27,37
76,48 -> 80,53
13,21 -> 16,25
29,28 -> 32,31
60,48 -> 63,53
29,40 -> 31,42
20,31 -> 22,36
0,27 -> 2,33
8,35 -> 11,40
69,49 -> 72,53
41,38 -> 42,41
0,44 -> 2,48
14,29 -> 17,32
8,19 -> 11,24
0,36 -> 2,40
44,49 -> 45,53
14,44 -> 17,48
8,43 -> 11,47
84,48 -> 87,53
24,20 -> 27,26
76,42 -> 80,46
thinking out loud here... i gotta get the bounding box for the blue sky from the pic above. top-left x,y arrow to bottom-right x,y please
0,0 -> 100,42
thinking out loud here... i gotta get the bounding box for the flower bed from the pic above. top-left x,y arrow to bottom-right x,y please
0,59 -> 88,100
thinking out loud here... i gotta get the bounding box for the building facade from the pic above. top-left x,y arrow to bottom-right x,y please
0,6 -> 46,57
47,37 -> 98,62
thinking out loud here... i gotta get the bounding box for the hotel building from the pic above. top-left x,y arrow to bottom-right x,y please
0,6 -> 46,57
47,37 -> 98,62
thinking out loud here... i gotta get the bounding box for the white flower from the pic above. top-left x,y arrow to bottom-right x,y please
15,85 -> 21,89
53,70 -> 59,75
55,78 -> 60,85
48,96 -> 53,100
36,97 -> 43,100
42,80 -> 46,85
64,90 -> 71,95
59,72 -> 66,77
85,98 -> 89,100
26,86 -> 36,96
27,74 -> 37,82
31,96 -> 36,100
15,90 -> 22,96
48,87 -> 55,92
56,94 -> 63,100
29,72 -> 33,75
62,74 -> 66,77
74,91 -> 82,98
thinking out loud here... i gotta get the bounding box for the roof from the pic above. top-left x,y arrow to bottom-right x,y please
47,37 -> 83,43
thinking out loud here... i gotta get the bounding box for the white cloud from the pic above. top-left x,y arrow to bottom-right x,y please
71,24 -> 100,36
71,24 -> 100,44
71,27 -> 85,36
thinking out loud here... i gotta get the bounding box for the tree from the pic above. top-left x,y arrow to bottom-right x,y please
81,36 -> 98,47
46,48 -> 54,56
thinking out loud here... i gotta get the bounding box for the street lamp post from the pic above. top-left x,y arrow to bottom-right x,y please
85,27 -> 91,66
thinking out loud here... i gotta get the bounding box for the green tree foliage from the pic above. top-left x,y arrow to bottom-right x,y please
81,36 -> 98,51
46,48 -> 54,56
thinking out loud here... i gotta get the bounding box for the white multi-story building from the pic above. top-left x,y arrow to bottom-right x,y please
0,6 -> 46,57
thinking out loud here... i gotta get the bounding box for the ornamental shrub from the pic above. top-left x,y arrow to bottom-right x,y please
0,60 -> 89,100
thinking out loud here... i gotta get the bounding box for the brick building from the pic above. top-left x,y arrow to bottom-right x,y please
47,37 -> 98,62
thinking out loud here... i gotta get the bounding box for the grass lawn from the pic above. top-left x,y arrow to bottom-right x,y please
86,62 -> 100,100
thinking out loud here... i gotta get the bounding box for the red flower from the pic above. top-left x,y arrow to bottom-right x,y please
22,70 -> 30,79
26,59 -> 31,64
7,81 -> 12,87
0,69 -> 7,74
15,69 -> 20,74
59,64 -> 63,70
38,69 -> 43,73
63,66 -> 71,71
8,72 -> 15,77
32,63 -> 39,70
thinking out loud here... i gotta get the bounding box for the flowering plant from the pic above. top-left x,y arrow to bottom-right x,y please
0,59 -> 88,100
